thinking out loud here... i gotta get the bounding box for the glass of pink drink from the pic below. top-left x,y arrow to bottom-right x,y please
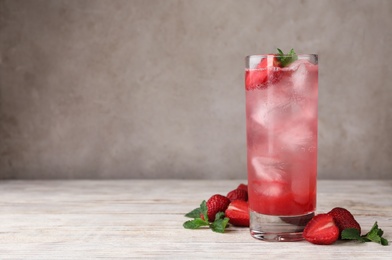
245,52 -> 318,241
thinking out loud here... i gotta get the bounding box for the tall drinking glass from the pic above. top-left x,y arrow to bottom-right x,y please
245,54 -> 318,241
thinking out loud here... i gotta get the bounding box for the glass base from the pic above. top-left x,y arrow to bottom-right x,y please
250,210 -> 314,242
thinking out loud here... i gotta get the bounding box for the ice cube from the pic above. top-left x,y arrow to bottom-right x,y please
290,60 -> 308,93
251,156 -> 287,181
251,157 -> 291,198
291,179 -> 310,205
289,59 -> 318,97
258,181 -> 287,198
279,123 -> 314,151
288,59 -> 313,70
251,102 -> 269,127
250,89 -> 292,128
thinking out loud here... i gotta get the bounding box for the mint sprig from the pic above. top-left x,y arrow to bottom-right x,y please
184,207 -> 202,218
341,222 -> 389,246
183,201 -> 230,233
276,48 -> 298,67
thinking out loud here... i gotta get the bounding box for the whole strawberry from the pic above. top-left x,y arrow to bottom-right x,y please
206,194 -> 230,222
303,213 -> 339,245
328,207 -> 361,236
226,188 -> 248,202
236,183 -> 248,192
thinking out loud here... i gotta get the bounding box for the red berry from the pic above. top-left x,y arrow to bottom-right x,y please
225,200 -> 250,227
206,194 -> 230,222
236,183 -> 248,192
303,214 -> 339,245
226,188 -> 248,202
328,207 -> 361,235
245,56 -> 282,90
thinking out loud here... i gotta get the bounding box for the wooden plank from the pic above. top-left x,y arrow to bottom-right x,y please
0,180 -> 391,259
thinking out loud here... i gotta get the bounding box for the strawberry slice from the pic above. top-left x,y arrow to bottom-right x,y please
303,214 -> 339,245
245,55 -> 281,90
225,200 -> 250,227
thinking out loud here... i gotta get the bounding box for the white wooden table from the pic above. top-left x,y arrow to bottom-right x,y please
0,180 -> 391,259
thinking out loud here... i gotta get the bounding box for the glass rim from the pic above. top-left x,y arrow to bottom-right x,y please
246,54 -> 318,59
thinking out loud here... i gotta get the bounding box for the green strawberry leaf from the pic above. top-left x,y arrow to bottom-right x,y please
185,207 -> 202,218
183,218 -> 209,229
276,48 -> 298,67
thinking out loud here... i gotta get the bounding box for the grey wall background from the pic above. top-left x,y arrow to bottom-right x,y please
1,0 -> 391,179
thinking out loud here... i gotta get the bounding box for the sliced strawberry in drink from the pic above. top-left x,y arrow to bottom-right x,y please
245,58 -> 268,90
245,55 -> 282,90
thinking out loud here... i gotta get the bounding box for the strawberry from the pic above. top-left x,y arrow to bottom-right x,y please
205,194 -> 230,222
303,214 -> 339,245
226,188 -> 248,202
236,183 -> 248,192
328,207 -> 361,236
245,56 -> 281,90
225,200 -> 250,227
245,49 -> 299,90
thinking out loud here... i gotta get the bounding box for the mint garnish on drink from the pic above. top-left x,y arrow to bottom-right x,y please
276,48 -> 298,67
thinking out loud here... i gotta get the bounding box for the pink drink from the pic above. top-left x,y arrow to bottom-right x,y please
245,54 -> 318,241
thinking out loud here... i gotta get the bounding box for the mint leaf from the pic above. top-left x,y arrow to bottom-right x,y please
183,201 -> 230,233
210,211 -> 230,233
377,228 -> 384,237
210,217 -> 230,233
341,228 -> 361,240
182,201 -> 210,231
362,222 -> 389,245
381,237 -> 389,246
342,228 -> 369,242
214,212 -> 225,221
183,218 -> 209,229
342,222 -> 389,246
276,48 -> 298,67
363,222 -> 380,241
200,200 -> 209,222
184,200 -> 208,219
185,207 -> 202,218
